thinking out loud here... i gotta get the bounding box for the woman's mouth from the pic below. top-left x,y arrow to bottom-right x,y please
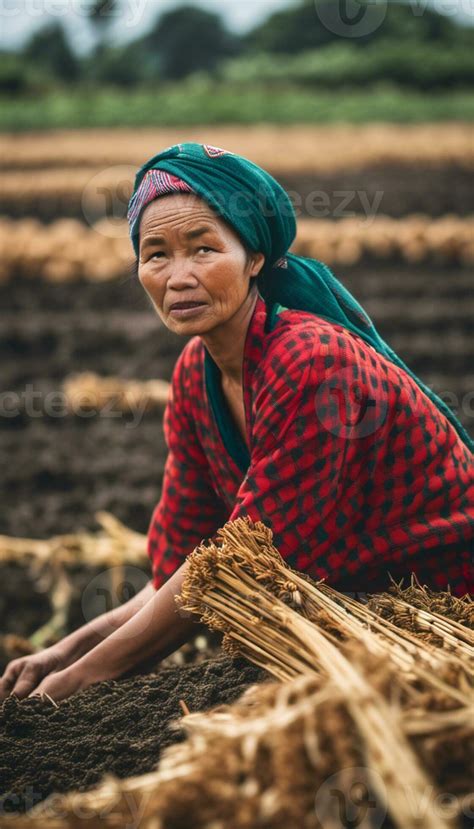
169,301 -> 207,318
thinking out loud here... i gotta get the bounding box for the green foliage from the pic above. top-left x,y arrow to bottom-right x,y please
245,0 -> 335,53
0,53 -> 35,95
24,23 -> 79,82
245,0 -> 465,53
140,5 -> 241,80
221,40 -> 474,89
1,82 -> 472,130
84,44 -> 146,86
3,0 -> 473,99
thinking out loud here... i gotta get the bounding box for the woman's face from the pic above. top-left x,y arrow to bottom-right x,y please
137,193 -> 265,335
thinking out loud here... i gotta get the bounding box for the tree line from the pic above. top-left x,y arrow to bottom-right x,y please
1,0 -> 473,94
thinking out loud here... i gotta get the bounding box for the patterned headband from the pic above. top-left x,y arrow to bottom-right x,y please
127,169 -> 195,239
127,165 -> 288,270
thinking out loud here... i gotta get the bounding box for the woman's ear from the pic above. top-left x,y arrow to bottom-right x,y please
249,251 -> 265,277
129,258 -> 139,280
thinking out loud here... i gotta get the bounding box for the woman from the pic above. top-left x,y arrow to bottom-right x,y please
1,142 -> 472,703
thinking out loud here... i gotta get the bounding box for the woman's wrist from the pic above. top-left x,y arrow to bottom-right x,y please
71,625 -> 151,684
53,580 -> 156,667
53,620 -> 108,666
69,650 -> 124,687
72,564 -> 196,683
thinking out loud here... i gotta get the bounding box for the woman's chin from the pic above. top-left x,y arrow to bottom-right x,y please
165,308 -> 214,335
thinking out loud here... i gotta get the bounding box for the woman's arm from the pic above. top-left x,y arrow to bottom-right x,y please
29,562 -> 197,701
0,579 -> 157,701
4,338 -> 227,702
57,579 -> 157,664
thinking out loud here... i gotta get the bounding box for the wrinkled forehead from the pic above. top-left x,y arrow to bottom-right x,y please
138,192 -> 246,249
139,191 -> 219,229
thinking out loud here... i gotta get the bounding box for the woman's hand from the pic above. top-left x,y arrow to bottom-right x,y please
2,564 -> 197,704
29,663 -> 102,703
0,580 -> 158,704
0,646 -> 65,701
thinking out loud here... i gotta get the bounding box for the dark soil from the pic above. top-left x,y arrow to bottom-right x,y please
0,654 -> 268,813
0,561 -> 152,652
0,261 -> 472,639
1,165 -> 472,220
0,255 -> 471,825
278,164 -> 474,218
0,264 -> 472,551
0,562 -> 52,640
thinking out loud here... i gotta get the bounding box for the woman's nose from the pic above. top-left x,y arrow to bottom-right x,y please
166,256 -> 198,287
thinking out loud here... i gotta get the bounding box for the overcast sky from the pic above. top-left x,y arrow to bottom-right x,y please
1,0 -> 472,53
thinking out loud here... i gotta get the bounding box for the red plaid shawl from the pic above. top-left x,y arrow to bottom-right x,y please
148,294 -> 473,596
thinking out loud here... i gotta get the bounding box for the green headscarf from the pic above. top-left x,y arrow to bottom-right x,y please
128,142 -> 473,451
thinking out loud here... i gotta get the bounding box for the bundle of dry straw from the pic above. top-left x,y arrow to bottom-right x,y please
0,512 -> 147,570
62,373 -> 170,415
1,518 -> 472,829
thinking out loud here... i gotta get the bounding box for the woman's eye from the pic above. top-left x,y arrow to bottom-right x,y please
151,252 -> 165,259
198,246 -> 214,253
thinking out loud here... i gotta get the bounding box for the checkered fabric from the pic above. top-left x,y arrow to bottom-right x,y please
128,143 -> 471,448
148,294 -> 473,595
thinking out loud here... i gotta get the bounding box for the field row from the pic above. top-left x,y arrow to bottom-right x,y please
296,216 -> 474,266
1,215 -> 473,284
1,123 -> 472,172
3,267 -> 472,316
2,169 -> 472,224
2,164 -> 471,222
1,259 -> 471,543
3,369 -> 472,419
3,308 -> 473,390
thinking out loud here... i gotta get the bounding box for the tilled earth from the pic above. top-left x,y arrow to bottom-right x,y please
1,263 -> 472,544
0,654 -> 268,813
0,259 -> 470,647
0,253 -> 472,824
0,261 -> 472,640
2,164 -> 472,220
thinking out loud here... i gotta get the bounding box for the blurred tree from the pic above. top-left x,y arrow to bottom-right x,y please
24,23 -> 79,82
245,0 -> 465,53
245,0 -> 335,52
88,0 -> 118,66
142,5 -> 242,80
88,0 -> 117,44
375,1 -> 465,42
88,44 -> 146,86
221,40 -> 474,90
0,53 -> 32,94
